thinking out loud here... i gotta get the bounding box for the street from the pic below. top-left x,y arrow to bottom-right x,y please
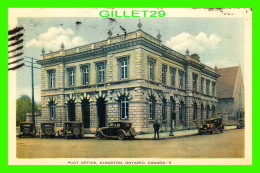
17,129 -> 244,158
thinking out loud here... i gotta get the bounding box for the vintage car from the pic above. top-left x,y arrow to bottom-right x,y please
19,122 -> 34,137
96,122 -> 136,140
237,119 -> 245,129
57,122 -> 83,139
40,122 -> 55,138
198,118 -> 224,134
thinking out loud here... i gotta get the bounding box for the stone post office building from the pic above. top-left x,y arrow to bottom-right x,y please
37,23 -> 219,133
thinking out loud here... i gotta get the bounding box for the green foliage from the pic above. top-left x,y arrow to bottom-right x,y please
16,95 -> 41,125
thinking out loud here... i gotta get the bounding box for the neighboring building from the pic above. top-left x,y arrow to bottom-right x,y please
37,23 -> 219,133
216,66 -> 244,125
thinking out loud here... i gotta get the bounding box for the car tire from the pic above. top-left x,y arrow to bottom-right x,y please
118,132 -> 125,140
220,127 -> 224,133
129,135 -> 135,140
96,132 -> 103,140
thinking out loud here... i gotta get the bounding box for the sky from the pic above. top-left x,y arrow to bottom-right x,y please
16,17 -> 245,103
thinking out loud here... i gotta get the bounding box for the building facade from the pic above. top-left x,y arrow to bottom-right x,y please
216,66 -> 244,125
37,24 -> 219,133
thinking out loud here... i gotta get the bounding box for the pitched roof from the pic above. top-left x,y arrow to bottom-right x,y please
216,66 -> 240,98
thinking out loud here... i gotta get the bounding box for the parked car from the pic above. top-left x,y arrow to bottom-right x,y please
57,122 -> 83,139
237,119 -> 245,129
96,122 -> 136,140
19,122 -> 34,138
40,122 -> 55,138
198,118 -> 224,134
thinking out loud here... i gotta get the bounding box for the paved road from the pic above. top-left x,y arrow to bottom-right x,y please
17,129 -> 244,158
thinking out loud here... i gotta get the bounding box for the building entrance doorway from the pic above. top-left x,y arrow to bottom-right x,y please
67,99 -> 76,121
81,99 -> 90,128
97,97 -> 106,127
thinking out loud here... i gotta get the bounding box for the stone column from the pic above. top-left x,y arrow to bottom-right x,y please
56,94 -> 66,128
185,97 -> 193,129
58,63 -> 65,88
197,103 -> 202,126
175,103 -> 180,128
134,49 -> 145,79
89,100 -> 98,132
165,101 -> 171,131
106,54 -> 113,82
75,101 -> 82,122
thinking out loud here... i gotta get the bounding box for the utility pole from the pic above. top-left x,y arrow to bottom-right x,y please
31,57 -> 36,135
24,56 -> 41,135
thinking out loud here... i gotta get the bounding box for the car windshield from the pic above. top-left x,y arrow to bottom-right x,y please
123,123 -> 131,127
206,120 -> 214,124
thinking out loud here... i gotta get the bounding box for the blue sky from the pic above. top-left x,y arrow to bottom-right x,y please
16,17 -> 245,103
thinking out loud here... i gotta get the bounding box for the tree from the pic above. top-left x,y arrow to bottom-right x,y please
16,95 -> 41,126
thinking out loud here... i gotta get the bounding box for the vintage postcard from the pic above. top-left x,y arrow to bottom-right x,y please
8,8 -> 252,165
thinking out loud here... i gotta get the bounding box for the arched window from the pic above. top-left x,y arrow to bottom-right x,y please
48,100 -> 56,120
171,98 -> 176,121
179,101 -> 185,121
162,98 -> 166,120
120,96 -> 129,120
201,104 -> 204,120
67,99 -> 76,121
206,105 -> 210,119
193,103 -> 197,120
148,96 -> 156,120
212,106 -> 216,117
81,98 -> 90,128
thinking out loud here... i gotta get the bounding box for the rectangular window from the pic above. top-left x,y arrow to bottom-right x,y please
82,65 -> 90,85
179,71 -> 185,89
201,105 -> 204,120
119,58 -> 128,79
96,63 -> 105,83
148,60 -> 155,80
48,70 -> 55,88
201,78 -> 204,93
50,104 -> 55,120
193,104 -> 197,120
120,97 -> 129,119
212,82 -> 216,96
162,99 -> 166,120
193,74 -> 198,91
68,68 -> 75,86
149,98 -> 155,119
162,65 -> 167,84
206,80 -> 210,95
170,67 -> 176,87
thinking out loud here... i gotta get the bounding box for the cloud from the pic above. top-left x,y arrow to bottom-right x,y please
205,58 -> 237,69
25,27 -> 87,51
165,32 -> 222,54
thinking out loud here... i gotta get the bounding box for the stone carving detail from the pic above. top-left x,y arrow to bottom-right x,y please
146,89 -> 158,101
95,90 -> 106,99
66,93 -> 76,102
192,97 -> 201,105
114,88 -> 133,101
80,92 -> 91,101
46,95 -> 58,105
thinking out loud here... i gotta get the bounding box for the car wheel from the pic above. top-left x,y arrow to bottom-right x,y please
220,127 -> 224,133
96,132 -> 103,140
118,132 -> 125,140
129,135 -> 135,140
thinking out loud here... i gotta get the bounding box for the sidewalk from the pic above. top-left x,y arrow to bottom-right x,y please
84,126 -> 237,140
